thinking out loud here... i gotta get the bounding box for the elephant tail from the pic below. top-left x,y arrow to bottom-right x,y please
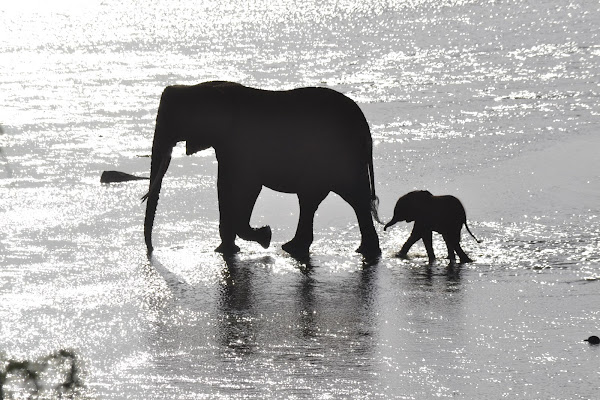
370,195 -> 383,225
464,221 -> 483,243
367,141 -> 383,225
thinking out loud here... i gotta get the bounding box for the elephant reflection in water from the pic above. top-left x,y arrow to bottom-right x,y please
218,255 -> 259,354
142,81 -> 382,259
384,190 -> 481,264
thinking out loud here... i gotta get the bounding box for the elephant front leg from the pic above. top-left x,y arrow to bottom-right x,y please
215,226 -> 240,254
398,224 -> 424,258
215,165 -> 272,253
399,232 -> 420,258
215,177 -> 240,254
422,230 -> 436,264
282,191 -> 327,258
232,183 -> 272,249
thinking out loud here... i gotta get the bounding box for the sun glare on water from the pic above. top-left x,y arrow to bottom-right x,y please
2,0 -> 96,12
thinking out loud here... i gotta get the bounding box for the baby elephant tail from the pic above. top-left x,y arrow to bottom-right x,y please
464,222 -> 483,243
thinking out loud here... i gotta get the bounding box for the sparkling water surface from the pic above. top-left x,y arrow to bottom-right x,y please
1,0 -> 599,398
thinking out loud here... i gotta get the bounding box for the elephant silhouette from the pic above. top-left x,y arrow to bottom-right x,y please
384,190 -> 481,264
142,81 -> 382,259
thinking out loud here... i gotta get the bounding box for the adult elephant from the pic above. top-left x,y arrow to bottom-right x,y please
142,81 -> 382,259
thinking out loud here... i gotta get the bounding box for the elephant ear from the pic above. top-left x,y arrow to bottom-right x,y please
184,83 -> 236,156
186,139 -> 211,155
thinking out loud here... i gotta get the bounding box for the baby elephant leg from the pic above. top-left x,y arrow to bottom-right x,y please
399,231 -> 421,258
443,232 -> 472,264
442,233 -> 457,264
422,230 -> 436,263
455,244 -> 473,263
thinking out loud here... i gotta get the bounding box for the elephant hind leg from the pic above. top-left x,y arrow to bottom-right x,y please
422,230 -> 436,264
442,233 -> 457,264
454,229 -> 473,262
443,232 -> 472,264
338,186 -> 381,259
455,243 -> 473,263
282,190 -> 328,258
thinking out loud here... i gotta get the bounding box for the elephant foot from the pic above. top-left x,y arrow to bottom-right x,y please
215,242 -> 240,255
459,256 -> 473,264
355,243 -> 382,260
282,240 -> 310,259
256,226 -> 272,249
395,251 -> 409,259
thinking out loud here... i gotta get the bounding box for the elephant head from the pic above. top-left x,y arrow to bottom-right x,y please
383,190 -> 433,231
141,82 -> 240,254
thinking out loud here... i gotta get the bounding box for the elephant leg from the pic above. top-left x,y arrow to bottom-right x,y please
215,175 -> 240,254
233,183 -> 272,249
338,187 -> 381,258
282,191 -> 328,257
422,230 -> 436,264
456,245 -> 472,263
442,233 -> 457,264
445,231 -> 472,263
399,230 -> 421,258
454,234 -> 473,263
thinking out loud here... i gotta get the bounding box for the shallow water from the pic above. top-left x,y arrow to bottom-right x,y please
1,0 -> 599,398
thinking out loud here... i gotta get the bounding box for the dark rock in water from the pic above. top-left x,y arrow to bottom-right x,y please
584,335 -> 600,345
101,170 -> 149,183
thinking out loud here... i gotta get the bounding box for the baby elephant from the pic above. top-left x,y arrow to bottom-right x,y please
384,190 -> 481,264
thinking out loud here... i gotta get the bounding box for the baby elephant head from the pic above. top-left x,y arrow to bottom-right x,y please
383,190 -> 433,231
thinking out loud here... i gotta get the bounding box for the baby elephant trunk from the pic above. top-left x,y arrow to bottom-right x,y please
383,217 -> 401,231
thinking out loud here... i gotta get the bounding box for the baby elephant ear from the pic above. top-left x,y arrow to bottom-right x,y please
422,190 -> 433,196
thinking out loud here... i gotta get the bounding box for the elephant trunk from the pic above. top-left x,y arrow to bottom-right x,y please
141,142 -> 173,255
383,217 -> 400,231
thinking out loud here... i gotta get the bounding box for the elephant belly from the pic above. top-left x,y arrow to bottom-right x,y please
261,168 -> 319,194
261,160 -> 360,195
